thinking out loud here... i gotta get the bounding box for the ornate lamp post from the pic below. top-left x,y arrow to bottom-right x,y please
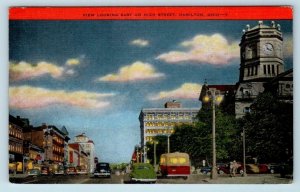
152,140 -> 159,168
242,128 -> 247,177
203,88 -> 223,179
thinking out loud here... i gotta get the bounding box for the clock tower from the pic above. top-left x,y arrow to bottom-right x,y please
239,21 -> 284,82
235,21 -> 286,118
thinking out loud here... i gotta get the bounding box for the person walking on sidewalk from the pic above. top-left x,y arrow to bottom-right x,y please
232,160 -> 238,177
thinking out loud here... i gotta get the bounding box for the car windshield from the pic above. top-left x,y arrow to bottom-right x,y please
97,163 -> 109,168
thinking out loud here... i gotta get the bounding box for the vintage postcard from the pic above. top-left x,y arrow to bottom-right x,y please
8,6 -> 293,185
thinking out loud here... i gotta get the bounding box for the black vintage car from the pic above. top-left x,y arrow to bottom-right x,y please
94,162 -> 111,178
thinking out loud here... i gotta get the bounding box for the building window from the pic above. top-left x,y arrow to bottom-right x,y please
268,65 -> 271,74
255,66 -> 258,75
247,67 -> 250,76
277,65 -> 279,75
272,65 -> 275,74
243,107 -> 251,114
264,65 -> 266,74
286,84 -> 291,89
251,66 -> 254,76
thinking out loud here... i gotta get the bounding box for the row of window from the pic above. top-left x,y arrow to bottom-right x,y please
144,113 -> 196,120
145,122 -> 189,127
160,157 -> 187,164
146,129 -> 174,134
246,65 -> 279,77
53,136 -> 64,145
263,64 -> 279,75
9,143 -> 23,153
53,154 -> 63,162
9,124 -> 23,139
53,145 -> 63,153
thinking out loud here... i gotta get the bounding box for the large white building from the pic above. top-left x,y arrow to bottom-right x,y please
139,101 -> 199,161
74,133 -> 96,173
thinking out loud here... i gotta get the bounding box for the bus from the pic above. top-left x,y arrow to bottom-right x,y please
159,152 -> 191,179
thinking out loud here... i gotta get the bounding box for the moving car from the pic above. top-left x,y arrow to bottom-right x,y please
130,163 -> 157,183
159,152 -> 190,179
94,162 -> 111,178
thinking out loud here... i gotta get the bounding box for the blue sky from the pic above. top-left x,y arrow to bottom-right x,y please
9,20 -> 293,163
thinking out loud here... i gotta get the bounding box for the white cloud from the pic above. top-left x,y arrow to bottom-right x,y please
97,61 -> 165,82
157,33 -> 239,65
149,83 -> 202,100
130,39 -> 149,47
9,57 -> 85,81
9,61 -> 64,81
66,58 -> 81,66
9,86 -> 115,109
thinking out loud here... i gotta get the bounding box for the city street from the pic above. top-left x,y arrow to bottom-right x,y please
10,173 -> 292,184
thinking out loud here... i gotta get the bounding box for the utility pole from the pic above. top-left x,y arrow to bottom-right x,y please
211,89 -> 217,179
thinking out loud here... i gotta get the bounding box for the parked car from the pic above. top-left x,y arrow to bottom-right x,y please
257,164 -> 269,173
53,165 -> 65,175
76,166 -> 88,175
279,162 -> 293,178
41,166 -> 51,176
267,163 -> 281,174
129,163 -> 157,183
238,164 -> 259,174
27,168 -> 41,176
94,162 -> 111,178
65,166 -> 77,175
200,166 -> 212,175
217,164 -> 230,175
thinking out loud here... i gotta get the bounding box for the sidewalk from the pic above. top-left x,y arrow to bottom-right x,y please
200,174 -> 292,184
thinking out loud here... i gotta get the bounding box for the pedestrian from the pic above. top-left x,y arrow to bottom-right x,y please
232,160 -> 238,177
229,161 -> 233,177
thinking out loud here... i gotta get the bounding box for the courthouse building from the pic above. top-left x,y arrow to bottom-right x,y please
199,21 -> 293,118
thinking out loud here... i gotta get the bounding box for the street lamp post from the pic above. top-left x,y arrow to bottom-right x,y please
167,135 -> 170,153
204,88 -> 222,180
242,128 -> 247,177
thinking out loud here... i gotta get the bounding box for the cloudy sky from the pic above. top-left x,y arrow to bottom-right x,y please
9,20 -> 293,163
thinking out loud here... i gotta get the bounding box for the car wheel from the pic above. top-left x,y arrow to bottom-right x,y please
183,176 -> 188,180
219,170 -> 225,175
239,170 -> 244,175
270,169 -> 275,174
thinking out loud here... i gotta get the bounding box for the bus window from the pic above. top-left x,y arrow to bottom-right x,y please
169,157 -> 178,164
160,157 -> 166,164
178,157 -> 187,164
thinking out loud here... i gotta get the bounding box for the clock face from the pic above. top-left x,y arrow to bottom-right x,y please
263,43 -> 274,55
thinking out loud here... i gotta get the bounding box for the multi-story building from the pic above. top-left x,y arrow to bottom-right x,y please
68,143 -> 88,169
139,100 -> 199,161
30,124 -> 69,164
73,133 -> 96,173
9,115 -> 25,173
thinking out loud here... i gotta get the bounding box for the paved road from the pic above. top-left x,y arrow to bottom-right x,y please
10,173 -> 292,184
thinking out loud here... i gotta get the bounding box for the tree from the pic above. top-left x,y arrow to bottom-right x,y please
240,92 -> 293,163
146,135 -> 169,165
168,104 -> 240,167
